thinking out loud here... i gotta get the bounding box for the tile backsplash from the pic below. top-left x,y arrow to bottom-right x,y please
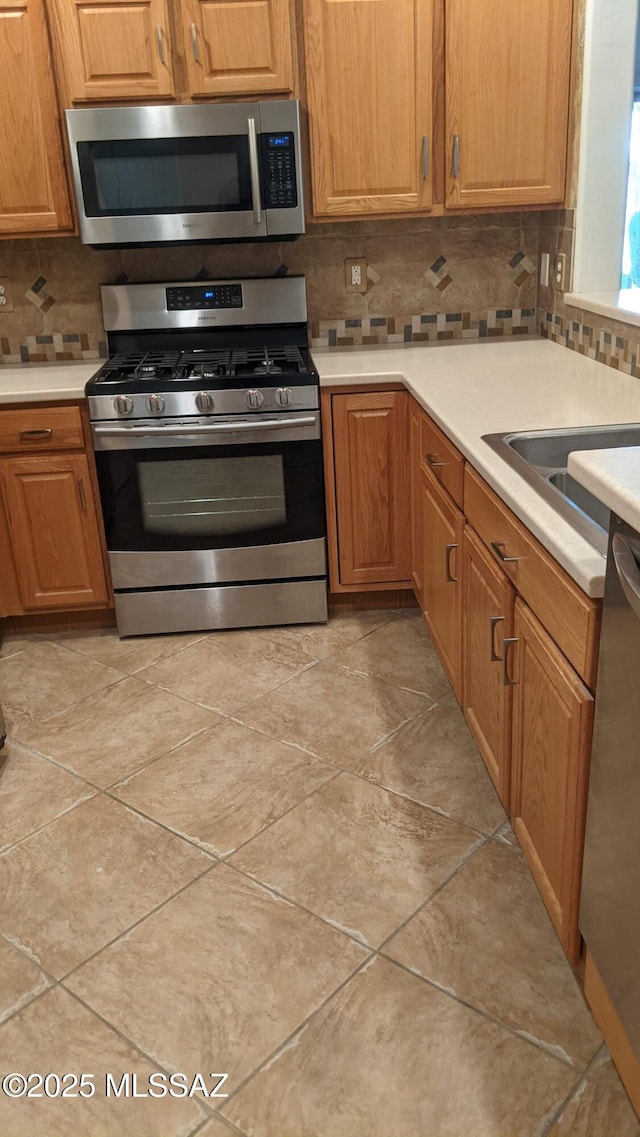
0,212 -> 540,363
538,209 -> 640,378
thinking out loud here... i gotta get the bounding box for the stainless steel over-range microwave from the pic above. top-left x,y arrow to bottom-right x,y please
65,100 -> 305,247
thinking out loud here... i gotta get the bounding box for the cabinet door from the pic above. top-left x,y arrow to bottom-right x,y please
0,0 -> 72,235
422,467 -> 464,701
49,0 -> 175,102
409,399 -> 423,604
510,599 -> 594,963
462,525 -> 514,808
182,0 -> 293,97
303,0 -> 433,216
1,454 -> 108,609
445,0 -> 572,208
332,391 -> 411,587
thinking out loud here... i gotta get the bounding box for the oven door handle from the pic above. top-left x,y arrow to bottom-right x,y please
93,416 -> 318,439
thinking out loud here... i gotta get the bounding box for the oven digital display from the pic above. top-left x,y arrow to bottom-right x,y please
269,135 -> 290,148
166,284 -> 242,310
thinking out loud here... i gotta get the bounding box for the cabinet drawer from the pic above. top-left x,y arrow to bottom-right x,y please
419,411 -> 464,508
464,465 -> 601,689
0,406 -> 84,454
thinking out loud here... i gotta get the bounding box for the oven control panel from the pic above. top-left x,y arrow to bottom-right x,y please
261,133 -> 298,209
166,284 -> 243,311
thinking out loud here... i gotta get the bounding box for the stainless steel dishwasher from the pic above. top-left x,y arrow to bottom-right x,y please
580,514 -> 640,1061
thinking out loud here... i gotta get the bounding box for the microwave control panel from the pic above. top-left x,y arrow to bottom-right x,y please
261,133 -> 298,209
166,284 -> 243,311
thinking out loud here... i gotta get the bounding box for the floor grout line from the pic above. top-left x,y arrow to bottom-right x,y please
538,1044 -> 611,1136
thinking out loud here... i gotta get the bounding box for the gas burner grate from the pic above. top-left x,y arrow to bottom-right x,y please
230,346 -> 307,376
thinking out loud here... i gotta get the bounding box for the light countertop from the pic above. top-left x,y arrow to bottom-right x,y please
4,340 -> 640,595
316,337 -> 640,597
569,448 -> 640,534
0,361 -> 98,404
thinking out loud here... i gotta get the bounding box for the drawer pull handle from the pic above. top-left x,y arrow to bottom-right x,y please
426,453 -> 447,469
78,477 -> 87,513
502,638 -> 518,686
489,616 -> 504,662
20,428 -> 52,441
491,540 -> 519,564
445,543 -> 458,583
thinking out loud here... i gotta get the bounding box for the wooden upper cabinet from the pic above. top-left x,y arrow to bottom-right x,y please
445,0 -> 572,208
303,0 -> 433,216
510,599 -> 594,964
182,0 -> 294,97
1,453 -> 108,609
0,0 -> 72,235
49,0 -> 175,102
331,390 -> 411,587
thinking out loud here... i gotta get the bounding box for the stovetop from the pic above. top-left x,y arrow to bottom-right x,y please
89,345 -> 315,392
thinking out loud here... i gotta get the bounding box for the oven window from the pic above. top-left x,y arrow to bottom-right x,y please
138,454 -> 286,537
96,440 -> 325,552
77,137 -> 253,216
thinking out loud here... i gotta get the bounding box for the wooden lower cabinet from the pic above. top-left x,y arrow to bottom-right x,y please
462,525 -> 514,808
329,389 -> 411,588
510,598 -> 594,964
421,466 -> 464,701
1,453 -> 108,610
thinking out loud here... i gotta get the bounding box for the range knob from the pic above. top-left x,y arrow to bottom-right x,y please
195,391 -> 216,413
245,388 -> 264,410
147,394 -> 165,415
114,395 -> 134,416
274,387 -> 294,408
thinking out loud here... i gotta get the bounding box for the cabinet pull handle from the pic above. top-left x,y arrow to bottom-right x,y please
156,24 -> 165,63
502,638 -> 518,686
489,616 -> 504,662
491,540 -> 520,564
445,543 -> 458,583
190,22 -> 199,62
20,428 -> 52,441
78,477 -> 87,513
426,453 -> 446,469
422,135 -> 429,181
452,134 -> 460,179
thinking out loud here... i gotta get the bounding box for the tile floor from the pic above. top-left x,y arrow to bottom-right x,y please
0,609 -> 638,1137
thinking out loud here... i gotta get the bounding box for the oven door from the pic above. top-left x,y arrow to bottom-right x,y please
93,413 -> 326,590
65,101 -> 304,245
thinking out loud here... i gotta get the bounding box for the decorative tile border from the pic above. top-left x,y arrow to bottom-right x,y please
310,308 -> 537,349
540,310 -> 640,378
0,333 -> 107,365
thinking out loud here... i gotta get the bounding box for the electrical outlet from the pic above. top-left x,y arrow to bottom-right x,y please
554,253 -> 567,292
345,258 -> 367,294
540,252 -> 550,288
0,279 -> 14,313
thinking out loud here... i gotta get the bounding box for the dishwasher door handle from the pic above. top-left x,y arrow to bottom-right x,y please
612,533 -> 640,619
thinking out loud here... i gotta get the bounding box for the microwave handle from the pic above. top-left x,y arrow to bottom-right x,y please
247,118 -> 263,226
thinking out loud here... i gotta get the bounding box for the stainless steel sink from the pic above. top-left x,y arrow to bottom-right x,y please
483,424 -> 640,554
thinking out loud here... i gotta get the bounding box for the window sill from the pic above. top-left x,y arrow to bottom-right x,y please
564,289 -> 640,329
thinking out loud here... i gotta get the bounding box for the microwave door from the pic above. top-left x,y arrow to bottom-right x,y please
66,103 -> 269,245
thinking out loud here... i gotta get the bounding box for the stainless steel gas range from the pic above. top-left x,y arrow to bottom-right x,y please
87,276 -> 327,637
